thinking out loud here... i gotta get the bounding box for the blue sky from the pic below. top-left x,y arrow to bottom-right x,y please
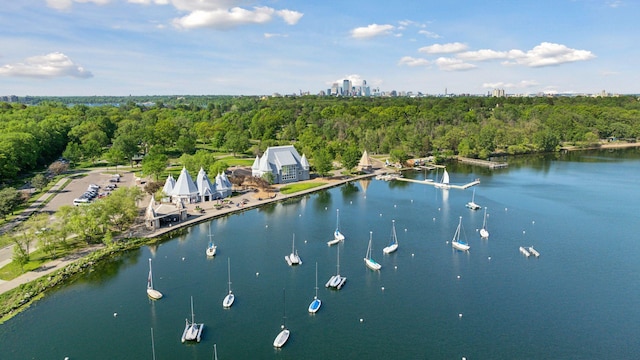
0,0 -> 637,96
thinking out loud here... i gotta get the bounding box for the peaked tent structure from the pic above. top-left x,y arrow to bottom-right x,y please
358,150 -> 373,172
252,145 -> 310,184
171,167 -> 200,204
214,172 -> 233,199
162,174 -> 176,202
196,167 -> 215,202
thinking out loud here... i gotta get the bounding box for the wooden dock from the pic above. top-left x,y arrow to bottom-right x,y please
394,177 -> 480,189
457,157 -> 508,169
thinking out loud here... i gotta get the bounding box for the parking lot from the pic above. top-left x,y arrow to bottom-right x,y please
41,170 -> 137,214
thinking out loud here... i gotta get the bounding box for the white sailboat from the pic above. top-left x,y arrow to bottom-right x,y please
285,233 -> 302,265
451,216 -> 470,251
181,296 -> 204,343
328,208 -> 345,246
364,231 -> 382,270
308,262 -> 322,313
326,246 -> 347,289
146,258 -> 163,300
382,219 -> 399,254
206,224 -> 217,257
273,289 -> 290,348
223,257 -> 235,308
465,188 -> 481,210
480,207 -> 490,238
434,168 -> 451,189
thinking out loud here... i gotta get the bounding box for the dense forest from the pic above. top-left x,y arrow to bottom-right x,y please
1,95 -> 639,183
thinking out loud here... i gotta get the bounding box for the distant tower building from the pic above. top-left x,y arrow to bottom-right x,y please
331,83 -> 339,96
492,88 -> 505,97
342,79 -> 351,96
363,80 -> 371,96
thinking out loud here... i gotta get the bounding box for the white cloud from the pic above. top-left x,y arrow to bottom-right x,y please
457,49 -> 510,61
434,57 -> 476,71
419,42 -> 468,54
264,33 -> 288,39
46,0 -> 110,10
507,42 -> 595,67
0,52 -> 93,79
418,30 -> 441,39
172,6 -> 302,29
398,56 -> 430,67
350,24 -> 395,39
607,1 -> 623,8
277,9 -> 304,25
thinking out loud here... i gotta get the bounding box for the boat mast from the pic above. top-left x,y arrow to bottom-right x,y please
314,262 -> 318,299
227,257 -> 232,294
190,296 -> 195,324
148,258 -> 154,289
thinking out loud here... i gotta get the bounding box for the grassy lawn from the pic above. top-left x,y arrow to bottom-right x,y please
0,239 -> 84,281
279,182 -> 327,194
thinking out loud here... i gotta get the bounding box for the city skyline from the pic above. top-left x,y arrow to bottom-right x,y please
0,1 -> 638,96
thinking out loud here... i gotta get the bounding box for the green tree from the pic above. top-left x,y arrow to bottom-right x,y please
31,173 -> 49,192
0,187 -> 22,220
224,130 -> 250,156
341,145 -> 362,172
62,142 -> 82,167
313,149 -> 333,177
142,153 -> 169,181
105,147 -> 126,171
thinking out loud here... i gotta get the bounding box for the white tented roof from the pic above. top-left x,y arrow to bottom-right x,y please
162,174 -> 175,195
171,167 -> 199,196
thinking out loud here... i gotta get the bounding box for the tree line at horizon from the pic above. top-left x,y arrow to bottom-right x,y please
1,95 -> 639,185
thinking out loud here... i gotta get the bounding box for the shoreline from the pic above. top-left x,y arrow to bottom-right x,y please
0,171 -> 378,322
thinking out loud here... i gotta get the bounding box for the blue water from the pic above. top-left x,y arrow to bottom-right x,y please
1,149 -> 639,359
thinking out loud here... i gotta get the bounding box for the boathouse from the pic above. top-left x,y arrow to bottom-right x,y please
252,145 -> 310,184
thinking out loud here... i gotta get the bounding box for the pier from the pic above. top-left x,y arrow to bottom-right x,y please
394,177 -> 480,189
457,157 -> 508,169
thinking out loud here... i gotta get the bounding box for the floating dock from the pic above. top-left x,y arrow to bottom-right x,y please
519,246 -> 531,257
394,177 -> 480,189
457,157 -> 508,169
528,246 -> 540,257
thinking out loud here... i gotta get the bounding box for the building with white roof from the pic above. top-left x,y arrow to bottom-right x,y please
251,145 -> 310,184
170,167 -> 200,204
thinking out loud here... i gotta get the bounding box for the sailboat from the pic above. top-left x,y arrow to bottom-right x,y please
285,233 -> 302,265
146,258 -> 163,300
181,296 -> 204,343
223,257 -> 235,308
328,208 -> 345,246
308,262 -> 322,313
480,207 -> 490,238
434,168 -> 451,189
273,289 -> 290,348
364,231 -> 382,270
451,216 -> 470,251
382,219 -> 399,254
206,224 -> 217,257
326,245 -> 347,289
465,188 -> 481,210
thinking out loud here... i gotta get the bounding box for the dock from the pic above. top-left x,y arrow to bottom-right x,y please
528,246 -> 540,257
457,157 -> 508,169
394,177 -> 480,189
519,246 -> 531,257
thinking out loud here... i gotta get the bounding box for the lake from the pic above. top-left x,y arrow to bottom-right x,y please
1,148 -> 639,359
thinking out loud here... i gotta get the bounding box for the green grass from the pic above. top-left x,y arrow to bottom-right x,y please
0,239 -> 84,281
279,182 -> 327,194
